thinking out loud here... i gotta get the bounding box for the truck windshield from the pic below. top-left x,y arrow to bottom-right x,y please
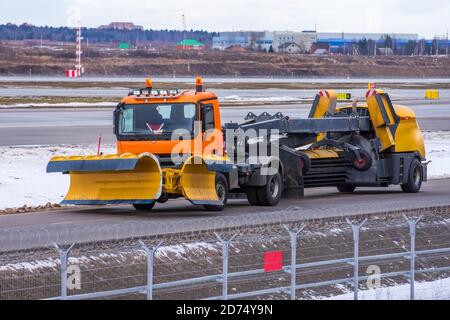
119,103 -> 197,136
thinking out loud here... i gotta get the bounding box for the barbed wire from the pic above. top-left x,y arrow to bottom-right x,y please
1,205 -> 450,300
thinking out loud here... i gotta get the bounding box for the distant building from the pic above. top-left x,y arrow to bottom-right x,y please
278,42 -> 303,54
98,22 -> 144,31
212,31 -> 272,51
378,47 -> 394,56
213,30 -> 421,55
311,42 -> 330,55
118,43 -> 132,50
316,32 -> 419,54
272,31 -> 316,53
317,32 -> 418,42
213,31 -> 316,53
313,48 -> 329,56
225,45 -> 247,52
176,39 -> 205,51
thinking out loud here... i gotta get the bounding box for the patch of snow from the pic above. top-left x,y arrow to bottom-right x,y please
0,242 -> 217,273
325,277 -> 450,300
222,95 -> 308,104
423,131 -> 450,179
156,242 -> 218,259
0,102 -> 117,108
0,258 -> 59,272
0,144 -> 116,210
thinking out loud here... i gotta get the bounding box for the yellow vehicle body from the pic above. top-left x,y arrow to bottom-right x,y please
363,92 -> 425,159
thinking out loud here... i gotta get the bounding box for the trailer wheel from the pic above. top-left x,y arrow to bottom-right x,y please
246,187 -> 261,206
257,172 -> 283,206
204,173 -> 228,212
133,202 -> 156,211
337,185 -> 356,193
401,159 -> 422,193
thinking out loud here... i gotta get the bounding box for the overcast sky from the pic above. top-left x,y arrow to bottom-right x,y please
0,0 -> 449,38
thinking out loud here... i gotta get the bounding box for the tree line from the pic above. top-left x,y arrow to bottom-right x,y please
0,23 -> 215,45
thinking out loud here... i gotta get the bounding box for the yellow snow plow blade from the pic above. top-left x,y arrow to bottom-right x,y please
180,156 -> 220,205
47,153 -> 162,205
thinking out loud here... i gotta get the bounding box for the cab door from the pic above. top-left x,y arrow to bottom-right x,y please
201,104 -> 223,156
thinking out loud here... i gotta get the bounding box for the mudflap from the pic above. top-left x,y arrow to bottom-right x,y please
47,153 -> 162,205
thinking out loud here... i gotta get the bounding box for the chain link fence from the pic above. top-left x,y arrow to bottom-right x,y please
1,205 -> 450,300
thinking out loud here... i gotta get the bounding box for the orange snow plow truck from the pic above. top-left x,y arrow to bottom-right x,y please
47,78 -> 428,212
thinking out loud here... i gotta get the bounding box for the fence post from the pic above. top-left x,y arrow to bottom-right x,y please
53,243 -> 75,300
139,240 -> 163,301
284,225 -> 305,300
346,219 -> 367,301
215,233 -> 237,300
404,215 -> 422,301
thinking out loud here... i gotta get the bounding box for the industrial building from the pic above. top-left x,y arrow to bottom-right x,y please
212,31 -> 420,54
98,22 -> 144,31
212,31 -> 313,52
317,32 -> 419,54
212,31 -> 272,51
176,39 -> 206,51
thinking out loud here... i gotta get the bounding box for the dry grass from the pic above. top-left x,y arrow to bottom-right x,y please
1,41 -> 450,78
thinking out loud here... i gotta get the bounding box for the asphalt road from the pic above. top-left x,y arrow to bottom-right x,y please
0,179 -> 449,251
2,88 -> 450,100
1,99 -> 449,146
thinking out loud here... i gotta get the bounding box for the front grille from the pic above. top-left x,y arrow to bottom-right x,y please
158,155 -> 181,168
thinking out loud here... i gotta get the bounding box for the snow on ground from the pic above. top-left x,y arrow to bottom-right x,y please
0,242 -> 216,273
0,98 -> 307,109
423,131 -> 450,179
0,132 -> 449,210
0,102 -> 117,108
325,277 -> 450,300
0,144 -> 116,210
221,95 -> 309,104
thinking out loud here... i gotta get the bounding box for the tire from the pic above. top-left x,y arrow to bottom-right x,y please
256,172 -> 283,207
337,185 -> 356,193
246,187 -> 261,206
204,173 -> 229,212
133,202 -> 156,211
401,159 -> 423,193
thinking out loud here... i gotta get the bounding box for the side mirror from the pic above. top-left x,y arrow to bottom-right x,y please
113,103 -> 124,135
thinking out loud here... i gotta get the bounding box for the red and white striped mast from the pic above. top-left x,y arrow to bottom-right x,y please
75,20 -> 84,76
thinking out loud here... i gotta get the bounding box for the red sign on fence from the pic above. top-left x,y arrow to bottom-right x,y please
264,251 -> 283,272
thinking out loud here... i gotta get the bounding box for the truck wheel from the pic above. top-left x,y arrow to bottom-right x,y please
246,187 -> 261,206
257,172 -> 283,206
133,202 -> 156,211
401,159 -> 422,193
337,185 -> 356,193
205,173 -> 228,212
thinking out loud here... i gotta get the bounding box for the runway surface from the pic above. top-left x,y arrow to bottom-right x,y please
0,179 -> 449,251
0,100 -> 449,146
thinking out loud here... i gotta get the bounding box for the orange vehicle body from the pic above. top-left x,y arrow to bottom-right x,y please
116,90 -> 225,158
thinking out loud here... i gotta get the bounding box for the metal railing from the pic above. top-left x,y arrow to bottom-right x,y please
39,214 -> 450,301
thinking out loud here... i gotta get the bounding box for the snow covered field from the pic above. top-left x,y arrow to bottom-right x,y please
0,132 -> 449,210
0,144 -> 116,210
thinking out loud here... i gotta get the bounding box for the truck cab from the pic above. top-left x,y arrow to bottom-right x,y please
114,78 -> 224,166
